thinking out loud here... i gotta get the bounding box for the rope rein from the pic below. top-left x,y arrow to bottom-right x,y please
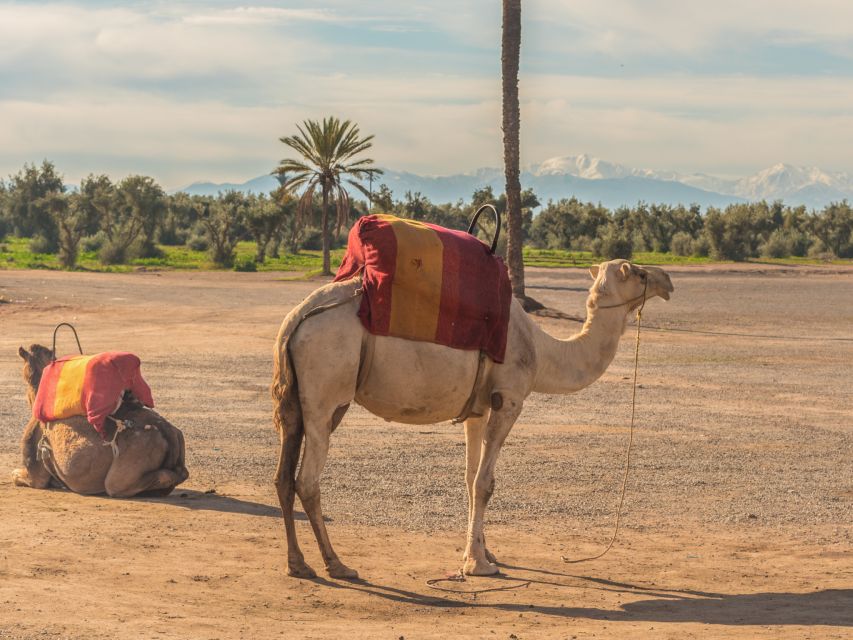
428,282 -> 649,593
561,281 -> 647,564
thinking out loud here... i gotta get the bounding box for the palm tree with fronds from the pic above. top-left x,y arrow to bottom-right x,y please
275,117 -> 382,275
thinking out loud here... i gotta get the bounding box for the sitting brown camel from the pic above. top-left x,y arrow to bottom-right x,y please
13,344 -> 189,497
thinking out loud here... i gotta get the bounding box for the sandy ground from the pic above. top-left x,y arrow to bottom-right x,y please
0,264 -> 851,639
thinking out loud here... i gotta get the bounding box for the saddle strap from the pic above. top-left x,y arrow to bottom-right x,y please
452,351 -> 488,424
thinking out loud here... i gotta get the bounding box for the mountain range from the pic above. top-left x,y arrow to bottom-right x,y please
180,155 -> 853,210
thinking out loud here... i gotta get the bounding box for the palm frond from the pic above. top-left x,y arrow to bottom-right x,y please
276,116 -> 380,251
296,181 -> 319,228
344,179 -> 373,202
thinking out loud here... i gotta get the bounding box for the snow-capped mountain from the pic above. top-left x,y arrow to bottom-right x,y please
180,155 -> 852,209
527,155 -> 853,208
530,153 -> 681,183
732,163 -> 853,203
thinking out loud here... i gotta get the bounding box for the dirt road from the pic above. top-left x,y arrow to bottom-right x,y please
1,265 -> 851,639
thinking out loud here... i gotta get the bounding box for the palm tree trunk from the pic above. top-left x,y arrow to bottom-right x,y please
321,183 -> 331,275
502,0 -> 525,302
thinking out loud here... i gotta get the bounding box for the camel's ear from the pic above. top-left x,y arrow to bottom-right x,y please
588,265 -> 600,279
18,346 -> 29,361
618,262 -> 632,281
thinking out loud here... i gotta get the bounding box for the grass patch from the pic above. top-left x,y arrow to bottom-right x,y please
2,237 -> 849,272
0,238 -> 345,273
522,249 -> 716,267
523,248 -> 852,268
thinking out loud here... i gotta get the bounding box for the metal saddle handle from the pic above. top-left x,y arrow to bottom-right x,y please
51,322 -> 84,361
467,204 -> 501,254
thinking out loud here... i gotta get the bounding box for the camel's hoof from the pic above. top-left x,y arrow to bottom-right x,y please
463,548 -> 499,565
11,468 -> 28,487
287,562 -> 317,579
462,557 -> 499,576
326,561 -> 359,580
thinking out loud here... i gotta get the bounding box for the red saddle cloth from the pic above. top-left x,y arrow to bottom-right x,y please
334,214 -> 512,363
32,352 -> 154,439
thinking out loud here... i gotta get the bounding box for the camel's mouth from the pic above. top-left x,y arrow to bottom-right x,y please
643,267 -> 673,301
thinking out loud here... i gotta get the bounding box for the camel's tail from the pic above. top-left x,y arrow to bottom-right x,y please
271,276 -> 362,465
271,276 -> 362,436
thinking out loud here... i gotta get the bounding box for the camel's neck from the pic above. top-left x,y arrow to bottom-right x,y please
23,367 -> 42,408
531,300 -> 630,394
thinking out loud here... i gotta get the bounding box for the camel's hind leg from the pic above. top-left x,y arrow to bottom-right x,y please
273,386 -> 313,578
284,299 -> 362,579
11,418 -> 52,489
104,427 -> 186,498
296,404 -> 358,579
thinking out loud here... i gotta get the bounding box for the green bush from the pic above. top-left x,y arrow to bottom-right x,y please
130,238 -> 165,260
760,229 -> 792,258
158,225 -> 189,246
99,240 -> 127,265
299,228 -> 324,250
591,224 -> 633,260
29,235 -> 56,254
81,233 -> 105,252
187,233 -> 209,252
692,233 -> 711,257
670,231 -> 694,257
233,256 -> 257,272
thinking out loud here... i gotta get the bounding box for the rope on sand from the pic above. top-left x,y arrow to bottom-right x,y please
426,571 -> 530,597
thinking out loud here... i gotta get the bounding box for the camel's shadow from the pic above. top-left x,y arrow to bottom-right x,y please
316,565 -> 852,627
135,489 -> 310,521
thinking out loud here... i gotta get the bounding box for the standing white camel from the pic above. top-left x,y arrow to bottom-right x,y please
271,259 -> 673,579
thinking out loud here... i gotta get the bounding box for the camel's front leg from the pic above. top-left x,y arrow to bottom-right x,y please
463,416 -> 497,565
296,416 -> 358,580
12,418 -> 52,489
463,399 -> 522,576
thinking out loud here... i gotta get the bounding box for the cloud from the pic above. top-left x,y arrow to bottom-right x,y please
183,7 -> 343,26
1,0 -> 852,186
530,0 -> 853,57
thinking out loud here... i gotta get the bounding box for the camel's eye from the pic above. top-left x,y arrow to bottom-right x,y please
639,272 -> 647,282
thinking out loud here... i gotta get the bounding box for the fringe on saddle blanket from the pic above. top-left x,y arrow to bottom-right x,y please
334,213 -> 512,363
32,352 -> 154,439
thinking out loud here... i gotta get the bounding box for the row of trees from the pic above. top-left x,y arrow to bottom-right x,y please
381,191 -> 852,261
2,160 -> 851,268
527,198 -> 853,260
0,160 -> 305,268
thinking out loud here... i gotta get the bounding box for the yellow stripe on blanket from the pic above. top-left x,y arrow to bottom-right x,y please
52,355 -> 93,419
383,215 -> 445,342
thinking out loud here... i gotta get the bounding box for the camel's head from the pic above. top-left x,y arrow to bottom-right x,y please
18,344 -> 54,405
588,260 -> 674,311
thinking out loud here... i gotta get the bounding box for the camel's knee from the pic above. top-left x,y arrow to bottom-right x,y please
475,474 -> 496,501
12,462 -> 51,489
105,477 -> 137,498
12,467 -> 43,488
296,478 -> 320,506
274,469 -> 295,491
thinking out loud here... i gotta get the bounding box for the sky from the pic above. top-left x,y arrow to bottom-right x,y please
1,0 -> 852,190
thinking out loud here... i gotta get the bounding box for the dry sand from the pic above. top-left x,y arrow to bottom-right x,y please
0,264 -> 851,639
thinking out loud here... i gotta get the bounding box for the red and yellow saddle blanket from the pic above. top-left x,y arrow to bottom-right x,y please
334,214 -> 512,363
32,352 -> 154,438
